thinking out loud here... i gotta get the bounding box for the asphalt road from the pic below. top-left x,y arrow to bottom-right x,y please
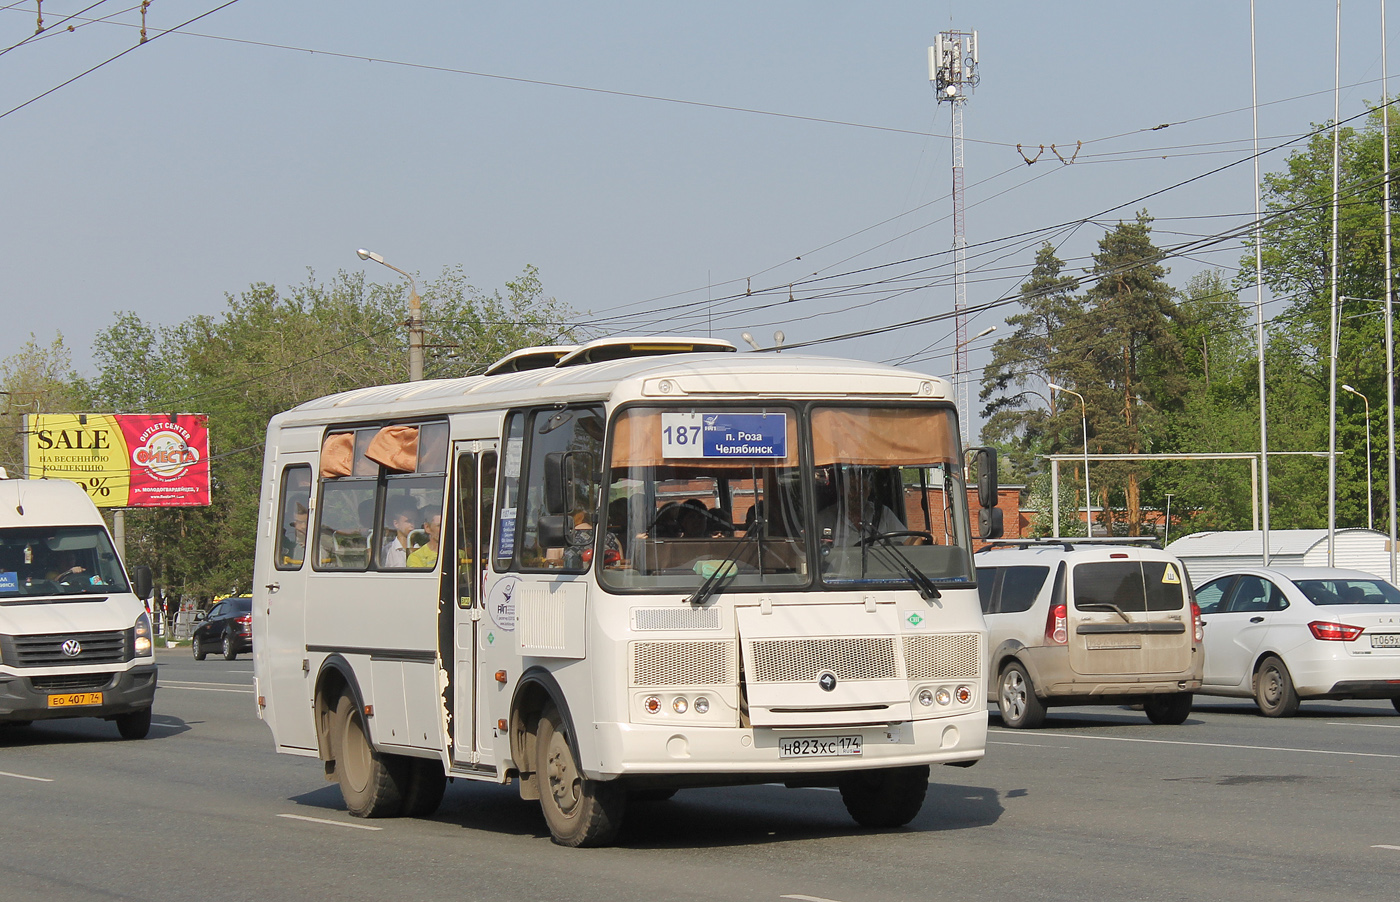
3,647 -> 1399,902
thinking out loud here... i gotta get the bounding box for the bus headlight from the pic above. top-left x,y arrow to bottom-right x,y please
693,696 -> 710,714
672,696 -> 688,714
918,689 -> 934,707
134,612 -> 153,657
934,687 -> 952,706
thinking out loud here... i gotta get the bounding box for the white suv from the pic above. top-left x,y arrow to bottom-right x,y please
975,539 -> 1203,728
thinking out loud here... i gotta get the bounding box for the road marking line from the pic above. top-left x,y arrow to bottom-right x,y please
277,813 -> 382,831
1372,844 -> 1400,851
160,680 -> 253,688
0,770 -> 54,783
782,895 -> 846,902
1326,721 -> 1400,729
992,728 -> 1400,760
989,740 -> 1073,748
158,684 -> 254,694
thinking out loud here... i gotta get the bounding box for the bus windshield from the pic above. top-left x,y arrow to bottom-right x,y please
597,404 -> 973,594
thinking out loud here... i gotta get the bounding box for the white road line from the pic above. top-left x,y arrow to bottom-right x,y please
989,740 -> 1073,749
782,895 -> 847,902
158,684 -> 254,694
992,728 -> 1400,760
277,813 -> 382,831
0,770 -> 54,783
1372,844 -> 1400,851
160,680 -> 253,688
1326,721 -> 1400,729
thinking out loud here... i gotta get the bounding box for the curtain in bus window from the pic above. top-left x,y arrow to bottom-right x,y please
811,407 -> 957,466
367,425 -> 419,473
320,433 -> 354,478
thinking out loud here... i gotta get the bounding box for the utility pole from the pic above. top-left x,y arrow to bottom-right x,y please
930,30 -> 979,442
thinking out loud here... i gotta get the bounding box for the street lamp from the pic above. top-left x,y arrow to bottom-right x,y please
1048,382 -> 1092,536
1164,493 -> 1175,546
1342,383 -> 1374,530
357,248 -> 424,382
953,325 -> 997,441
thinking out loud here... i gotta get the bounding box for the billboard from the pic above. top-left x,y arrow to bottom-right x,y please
23,414 -> 211,508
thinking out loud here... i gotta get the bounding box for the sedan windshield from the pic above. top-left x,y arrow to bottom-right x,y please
0,526 -> 131,599
1296,578 -> 1400,606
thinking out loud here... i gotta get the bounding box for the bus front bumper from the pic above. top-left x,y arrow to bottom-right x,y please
588,709 -> 987,779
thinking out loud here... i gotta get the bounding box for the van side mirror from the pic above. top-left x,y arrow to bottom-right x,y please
132,565 -> 153,601
969,447 -> 998,509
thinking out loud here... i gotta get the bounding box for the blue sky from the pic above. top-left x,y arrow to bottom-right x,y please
1,1 -> 1394,434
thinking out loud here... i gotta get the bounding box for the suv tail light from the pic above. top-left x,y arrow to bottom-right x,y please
1045,602 -> 1068,645
1308,621 -> 1364,641
1190,600 -> 1203,643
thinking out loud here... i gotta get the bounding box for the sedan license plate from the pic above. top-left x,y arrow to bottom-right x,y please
1370,633 -> 1400,649
48,692 -> 103,708
778,735 -> 862,759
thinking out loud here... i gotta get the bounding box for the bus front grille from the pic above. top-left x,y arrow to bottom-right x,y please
904,633 -> 980,681
748,636 -> 899,683
630,640 -> 736,687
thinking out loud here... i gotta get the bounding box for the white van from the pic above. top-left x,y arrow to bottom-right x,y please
0,475 -> 157,738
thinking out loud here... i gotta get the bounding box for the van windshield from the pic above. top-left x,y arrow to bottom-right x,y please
0,526 -> 131,599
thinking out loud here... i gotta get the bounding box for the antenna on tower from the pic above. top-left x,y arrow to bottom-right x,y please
929,29 -> 980,443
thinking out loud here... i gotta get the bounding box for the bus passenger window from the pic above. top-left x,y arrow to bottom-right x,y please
275,465 -> 312,570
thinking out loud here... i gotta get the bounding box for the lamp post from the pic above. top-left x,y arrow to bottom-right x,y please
1049,382 -> 1092,536
1342,383 -> 1374,530
357,248 -> 424,382
952,325 -> 997,442
1164,493 -> 1175,546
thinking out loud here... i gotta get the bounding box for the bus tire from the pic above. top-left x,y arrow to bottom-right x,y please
536,703 -> 625,847
402,758 -> 448,817
333,693 -> 407,817
115,706 -> 152,740
838,765 -> 929,828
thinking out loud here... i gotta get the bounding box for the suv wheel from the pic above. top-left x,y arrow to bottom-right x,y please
1144,693 -> 1193,725
998,662 -> 1046,729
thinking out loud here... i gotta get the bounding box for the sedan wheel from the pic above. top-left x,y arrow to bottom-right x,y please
1254,655 -> 1300,717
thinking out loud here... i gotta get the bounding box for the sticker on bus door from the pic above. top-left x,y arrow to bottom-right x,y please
660,412 -> 787,459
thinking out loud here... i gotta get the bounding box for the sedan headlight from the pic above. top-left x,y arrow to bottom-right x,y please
134,612 -> 153,657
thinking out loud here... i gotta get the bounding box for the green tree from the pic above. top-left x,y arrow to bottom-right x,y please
0,333 -> 82,478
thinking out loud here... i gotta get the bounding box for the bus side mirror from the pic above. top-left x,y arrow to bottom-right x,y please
970,447 -> 998,509
538,514 -> 569,548
543,452 -> 567,515
979,506 -> 1004,540
132,565 -> 153,601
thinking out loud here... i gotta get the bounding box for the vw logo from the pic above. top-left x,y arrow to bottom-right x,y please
818,671 -> 837,692
61,639 -> 83,657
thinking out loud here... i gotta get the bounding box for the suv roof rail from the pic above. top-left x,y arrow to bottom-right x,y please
977,536 -> 1163,553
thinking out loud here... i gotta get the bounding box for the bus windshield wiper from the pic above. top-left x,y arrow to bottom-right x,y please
685,530 -> 760,607
862,532 -> 941,601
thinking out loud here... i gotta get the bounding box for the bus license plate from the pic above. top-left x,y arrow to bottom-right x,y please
1370,633 -> 1400,648
778,735 -> 862,759
48,692 -> 103,708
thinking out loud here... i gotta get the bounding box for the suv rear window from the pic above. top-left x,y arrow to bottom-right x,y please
1072,560 -> 1184,612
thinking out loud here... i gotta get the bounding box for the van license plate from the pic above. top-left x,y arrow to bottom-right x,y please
1370,633 -> 1400,648
48,692 -> 103,708
778,735 -> 862,758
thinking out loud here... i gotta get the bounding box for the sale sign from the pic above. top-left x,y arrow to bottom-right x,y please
23,414 -> 210,508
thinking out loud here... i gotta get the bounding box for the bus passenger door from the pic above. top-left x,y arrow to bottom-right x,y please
447,442 -> 496,767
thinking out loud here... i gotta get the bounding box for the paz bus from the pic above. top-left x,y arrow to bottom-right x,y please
251,336 -> 1000,846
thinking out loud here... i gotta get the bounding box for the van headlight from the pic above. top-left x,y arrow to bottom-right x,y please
134,612 -> 153,657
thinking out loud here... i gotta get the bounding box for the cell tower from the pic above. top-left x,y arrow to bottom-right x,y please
929,30 -> 979,440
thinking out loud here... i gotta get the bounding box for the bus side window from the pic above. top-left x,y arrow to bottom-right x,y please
275,465 -> 312,570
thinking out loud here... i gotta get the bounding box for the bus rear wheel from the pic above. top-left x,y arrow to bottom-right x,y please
333,693 -> 407,817
402,758 -> 448,817
535,704 -> 625,847
838,765 -> 929,829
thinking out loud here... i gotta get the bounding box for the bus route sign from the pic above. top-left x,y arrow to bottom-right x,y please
661,412 -> 787,459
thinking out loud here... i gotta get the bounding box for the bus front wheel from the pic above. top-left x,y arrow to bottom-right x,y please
535,704 -> 625,847
333,693 -> 407,817
838,765 -> 929,829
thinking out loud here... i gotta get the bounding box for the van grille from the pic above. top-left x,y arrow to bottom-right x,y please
30,673 -> 114,691
749,636 -> 899,682
904,633 -> 980,680
630,640 -> 736,686
10,631 -> 128,667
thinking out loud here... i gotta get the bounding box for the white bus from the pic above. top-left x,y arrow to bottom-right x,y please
252,337 -> 999,846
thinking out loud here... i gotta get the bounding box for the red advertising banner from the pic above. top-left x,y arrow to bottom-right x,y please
118,415 -> 211,507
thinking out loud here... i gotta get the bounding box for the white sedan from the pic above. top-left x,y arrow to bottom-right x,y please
1193,566 -> 1400,716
